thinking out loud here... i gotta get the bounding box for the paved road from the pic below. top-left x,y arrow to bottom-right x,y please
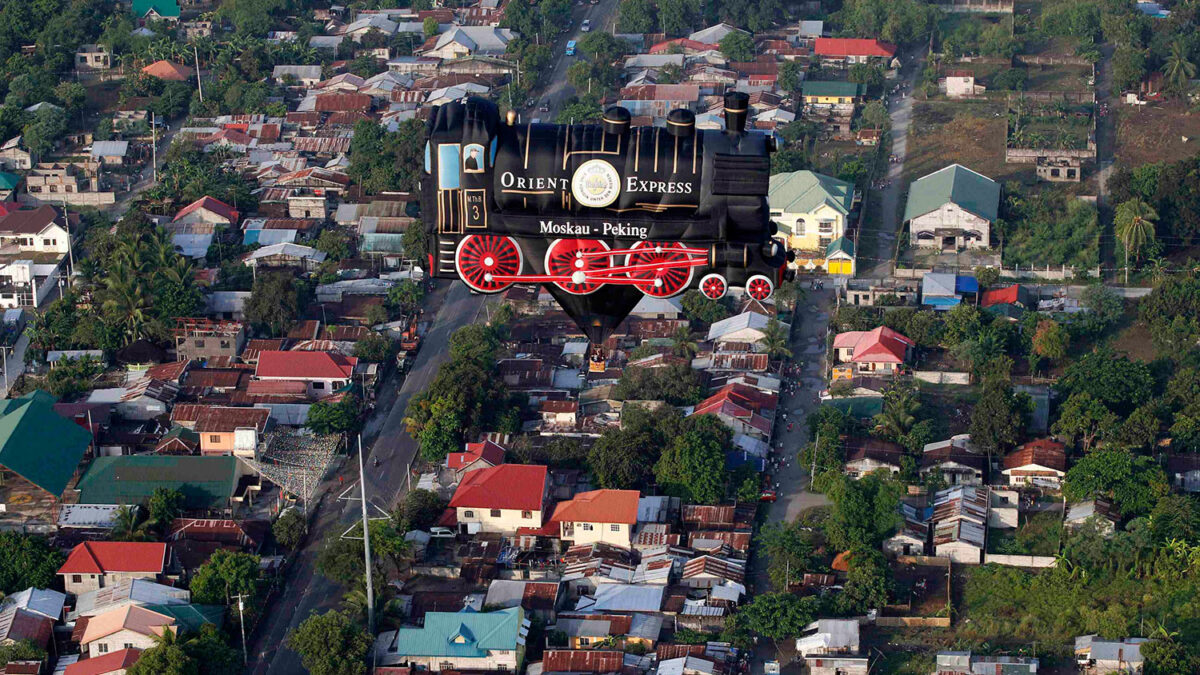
524,0 -> 621,123
110,122 -> 177,215
860,50 -> 927,279
249,281 -> 485,674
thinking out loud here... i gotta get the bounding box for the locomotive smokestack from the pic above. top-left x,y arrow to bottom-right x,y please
666,109 -> 695,137
724,91 -> 749,132
602,106 -> 631,135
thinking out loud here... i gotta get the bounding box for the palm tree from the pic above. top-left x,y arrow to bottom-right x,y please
1164,41 -> 1197,94
874,386 -> 920,440
761,318 -> 792,366
110,505 -> 152,542
670,325 -> 698,359
1114,198 -> 1158,284
1146,257 -> 1170,284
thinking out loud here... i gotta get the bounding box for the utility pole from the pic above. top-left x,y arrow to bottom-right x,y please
194,44 -> 204,102
357,435 -> 376,635
810,431 -> 818,490
61,197 -> 73,280
232,593 -> 250,665
151,112 -> 157,184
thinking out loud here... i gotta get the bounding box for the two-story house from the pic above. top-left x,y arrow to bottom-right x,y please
173,318 -> 246,364
169,405 -> 271,458
768,170 -> 856,274
550,490 -> 639,548
254,351 -> 357,399
75,44 -> 112,71
905,164 -> 1000,251
449,464 -> 547,535
79,605 -> 177,657
58,542 -> 169,595
800,81 -> 865,107
376,607 -> 527,671
0,205 -> 72,254
813,38 -> 896,67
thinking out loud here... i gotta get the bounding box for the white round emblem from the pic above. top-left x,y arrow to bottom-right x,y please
571,159 -> 621,208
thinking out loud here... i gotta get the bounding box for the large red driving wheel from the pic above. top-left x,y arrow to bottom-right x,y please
545,238 -> 610,295
625,241 -> 694,297
746,274 -> 774,301
699,273 -> 728,300
456,235 -> 522,293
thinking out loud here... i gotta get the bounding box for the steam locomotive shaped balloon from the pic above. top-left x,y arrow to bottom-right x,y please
421,92 -> 792,345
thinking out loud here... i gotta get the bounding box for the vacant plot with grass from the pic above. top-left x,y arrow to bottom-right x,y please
1116,102 -> 1200,167
905,101 -> 1025,183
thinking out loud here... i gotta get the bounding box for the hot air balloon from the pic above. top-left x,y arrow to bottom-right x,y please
420,92 -> 792,369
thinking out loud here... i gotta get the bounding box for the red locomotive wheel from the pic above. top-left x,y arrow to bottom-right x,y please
625,241 -> 694,298
746,274 -> 774,301
699,273 -> 728,300
545,238 -> 611,295
455,235 -> 523,293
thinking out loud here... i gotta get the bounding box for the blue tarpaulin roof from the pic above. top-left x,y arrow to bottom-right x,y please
955,276 -> 978,293
726,452 -> 766,472
924,296 -> 962,309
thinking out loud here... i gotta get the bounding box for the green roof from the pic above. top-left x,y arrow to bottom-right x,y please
826,397 -> 884,419
76,455 -> 240,510
826,236 -> 854,258
768,170 -> 854,218
391,608 -> 525,659
0,390 -> 91,496
802,80 -> 863,98
903,164 -> 1000,224
160,425 -> 200,444
0,172 -> 20,190
142,604 -> 224,632
132,0 -> 181,18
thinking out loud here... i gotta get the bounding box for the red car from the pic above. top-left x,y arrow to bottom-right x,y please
759,490 -> 778,502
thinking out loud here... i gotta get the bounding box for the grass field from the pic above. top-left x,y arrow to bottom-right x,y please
1116,101 -> 1200,167
905,101 -> 1029,184
1024,63 -> 1092,92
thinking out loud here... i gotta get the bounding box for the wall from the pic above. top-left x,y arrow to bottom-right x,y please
895,555 -> 950,567
983,554 -> 1058,568
1006,146 -> 1096,163
564,521 -> 632,547
88,629 -> 159,657
455,506 -> 542,534
893,265 -> 1102,281
876,616 -> 951,628
910,204 -> 990,248
913,371 -> 971,385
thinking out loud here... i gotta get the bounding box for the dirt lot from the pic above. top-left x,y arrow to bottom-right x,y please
1116,102 -> 1200,166
887,560 -> 952,617
905,101 -> 1029,183
1024,63 -> 1092,92
812,139 -> 875,177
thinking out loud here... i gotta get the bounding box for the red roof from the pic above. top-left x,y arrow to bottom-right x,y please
543,650 -> 624,673
550,490 -> 639,525
255,350 -> 357,380
1004,438 -> 1067,472
314,93 -> 372,112
449,464 -> 546,511
833,326 -> 913,364
814,38 -> 896,58
63,648 -> 142,675
981,284 -> 1020,307
649,38 -> 718,54
142,60 -> 191,81
447,440 -> 506,471
59,542 -> 167,575
173,196 -> 239,224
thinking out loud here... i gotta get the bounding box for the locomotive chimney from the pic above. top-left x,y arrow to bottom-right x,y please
724,91 -> 749,132
505,109 -> 517,125
602,106 -> 631,135
666,108 -> 695,137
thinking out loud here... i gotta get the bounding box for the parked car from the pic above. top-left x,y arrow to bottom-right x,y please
759,490 -> 778,502
581,19 -> 591,32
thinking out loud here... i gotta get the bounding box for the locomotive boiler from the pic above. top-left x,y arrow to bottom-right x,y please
420,92 -> 792,346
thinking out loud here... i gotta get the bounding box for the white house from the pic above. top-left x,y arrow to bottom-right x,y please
904,164 -> 1000,251
706,312 -> 787,351
80,605 -> 177,657
423,27 -> 514,59
550,490 -> 639,547
449,464 -> 548,535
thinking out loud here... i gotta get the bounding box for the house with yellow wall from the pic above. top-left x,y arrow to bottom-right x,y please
801,80 -> 865,106
768,170 -> 857,274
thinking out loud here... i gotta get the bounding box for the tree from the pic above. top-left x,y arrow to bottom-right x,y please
395,489 -> 447,531
758,521 -> 813,590
0,532 -> 64,593
588,431 -> 652,489
612,362 -> 704,405
1079,284 -> 1123,334
680,289 -> 731,323
973,266 -> 1001,290
315,229 -> 352,261
719,31 -> 754,62
617,0 -> 656,33
1143,639 -> 1200,675
353,333 -> 392,362
422,16 -> 438,38
274,509 -> 307,551
189,550 -> 261,605
734,592 -> 820,642
761,319 -> 792,361
401,224 -> 427,264
848,63 -> 884,89
149,487 -> 184,530
1148,494 -> 1200,545
1163,41 -> 1197,94
824,473 -> 903,551
245,272 -> 301,336
110,504 -> 152,542
387,280 -> 425,315
578,31 -> 630,65
126,630 -> 197,675
1057,346 -> 1153,416
307,395 -> 363,435
1031,319 -> 1069,362
837,546 -> 892,614
1053,392 -> 1118,451
969,376 -> 1028,456
1117,403 -> 1161,451
654,430 -> 726,504
669,325 -> 698,359
778,60 -> 804,93
657,0 -> 698,37
286,610 -> 372,675
1063,449 -> 1169,517
183,624 -> 242,675
21,107 -> 67,159
874,384 -> 920,441
1115,198 -> 1158,283
0,641 -> 47,668
449,324 -> 500,365
860,100 -> 889,130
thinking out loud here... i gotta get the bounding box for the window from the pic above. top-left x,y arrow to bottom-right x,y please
818,221 -> 835,235
313,382 -> 325,390
72,574 -> 82,583
97,644 -> 109,654
463,510 -> 474,518
43,238 -> 53,247
490,509 -> 501,517
195,339 -> 205,348
123,643 -> 134,649
793,219 -> 806,236
579,638 -> 590,646
581,523 -> 593,531
610,524 -> 620,532
522,510 -> 533,519
220,340 -> 231,348
210,435 -> 221,443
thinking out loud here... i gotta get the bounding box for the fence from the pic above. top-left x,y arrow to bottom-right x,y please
984,554 -> 1058,568
913,371 -> 971,385
892,264 -> 1101,281
896,555 -> 951,568
1006,91 -> 1096,104
1006,145 -> 1097,164
1015,55 -> 1094,67
876,616 -> 952,628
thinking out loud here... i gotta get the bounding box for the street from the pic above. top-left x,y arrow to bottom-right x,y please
523,0 -> 621,123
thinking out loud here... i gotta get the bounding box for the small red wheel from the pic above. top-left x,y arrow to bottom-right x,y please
545,239 -> 611,295
455,235 -> 523,293
699,273 -> 727,300
746,274 -> 774,301
625,241 -> 694,297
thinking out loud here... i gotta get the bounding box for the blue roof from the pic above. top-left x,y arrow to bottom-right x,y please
726,452 -> 766,472
390,607 -> 525,658
924,296 -> 962,308
955,276 -> 978,293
